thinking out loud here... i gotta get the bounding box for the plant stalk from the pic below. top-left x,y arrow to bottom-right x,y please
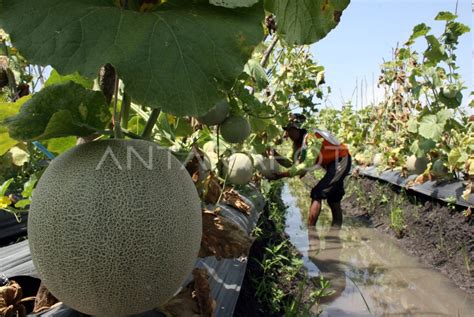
260,35 -> 279,67
120,93 -> 131,129
142,109 -> 161,139
112,75 -> 123,139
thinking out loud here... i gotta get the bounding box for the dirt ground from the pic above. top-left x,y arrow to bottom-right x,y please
343,176 -> 473,295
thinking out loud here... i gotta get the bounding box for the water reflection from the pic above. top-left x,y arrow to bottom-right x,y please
282,182 -> 474,317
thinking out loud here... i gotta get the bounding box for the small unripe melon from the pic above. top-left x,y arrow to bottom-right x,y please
224,153 -> 253,185
431,159 -> 449,177
406,155 -> 429,174
198,99 -> 230,126
28,140 -> 202,316
253,154 -> 281,178
220,116 -> 251,144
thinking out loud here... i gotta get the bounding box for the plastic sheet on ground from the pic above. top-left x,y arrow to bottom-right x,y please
0,211 -> 28,243
356,166 -> 473,208
0,184 -> 265,317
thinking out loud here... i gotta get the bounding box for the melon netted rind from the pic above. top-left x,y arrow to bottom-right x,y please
220,116 -> 251,144
27,139 -> 202,317
197,99 -> 230,126
224,153 -> 253,185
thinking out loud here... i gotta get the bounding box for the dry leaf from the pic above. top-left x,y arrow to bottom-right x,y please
203,174 -> 221,205
462,181 -> 472,202
199,211 -> 253,259
161,268 -> 215,317
33,283 -> 58,314
161,285 -> 200,317
0,280 -> 26,317
191,269 -> 215,317
222,188 -> 251,215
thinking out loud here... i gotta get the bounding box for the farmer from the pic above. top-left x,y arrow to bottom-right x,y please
269,114 -> 351,227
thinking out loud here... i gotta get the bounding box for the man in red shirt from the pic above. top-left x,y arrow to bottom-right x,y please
270,115 -> 351,227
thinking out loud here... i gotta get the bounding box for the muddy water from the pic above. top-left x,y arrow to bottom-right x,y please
282,181 -> 474,317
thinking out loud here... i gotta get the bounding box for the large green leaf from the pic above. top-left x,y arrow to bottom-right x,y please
418,109 -> 451,141
0,96 -> 30,155
264,0 -> 350,45
408,23 -> 431,42
5,82 -> 111,141
0,0 -> 264,116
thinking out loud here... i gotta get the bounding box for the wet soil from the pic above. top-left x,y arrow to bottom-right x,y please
344,176 -> 474,295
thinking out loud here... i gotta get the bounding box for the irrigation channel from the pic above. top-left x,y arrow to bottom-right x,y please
281,179 -> 474,317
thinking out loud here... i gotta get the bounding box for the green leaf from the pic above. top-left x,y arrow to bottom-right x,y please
21,173 -> 38,198
409,23 -> 431,42
0,0 -> 264,117
407,118 -> 418,133
14,199 -> 31,209
0,96 -> 30,155
45,136 -> 77,155
264,0 -> 350,45
174,118 -> 193,137
210,0 -> 259,8
436,108 -> 452,123
424,35 -> 447,65
44,69 -> 94,89
5,82 -> 111,141
418,115 -> 443,141
0,178 -> 13,196
244,59 -> 269,90
418,109 -> 451,141
435,11 -> 457,21
447,148 -> 461,167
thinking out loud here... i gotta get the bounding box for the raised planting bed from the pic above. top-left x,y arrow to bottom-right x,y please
343,176 -> 473,294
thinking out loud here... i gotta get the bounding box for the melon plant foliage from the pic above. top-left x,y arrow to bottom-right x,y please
0,0 -> 350,118
0,0 -> 264,117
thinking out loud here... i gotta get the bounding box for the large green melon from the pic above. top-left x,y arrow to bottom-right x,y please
220,116 -> 251,144
197,99 -> 230,126
27,139 -> 202,316
224,153 -> 253,185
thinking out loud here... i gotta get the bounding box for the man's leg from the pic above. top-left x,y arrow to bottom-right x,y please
308,199 -> 322,226
327,156 -> 351,228
328,200 -> 343,227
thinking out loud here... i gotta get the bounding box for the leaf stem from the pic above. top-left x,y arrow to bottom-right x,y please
260,35 -> 279,67
142,109 -> 161,139
121,93 -> 131,129
112,74 -> 123,139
